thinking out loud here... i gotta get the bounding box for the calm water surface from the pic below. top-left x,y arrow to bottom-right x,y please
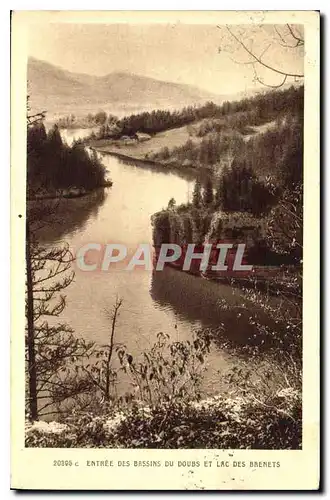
39,129 -> 275,395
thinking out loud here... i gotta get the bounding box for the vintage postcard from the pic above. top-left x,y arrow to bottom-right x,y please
11,10 -> 320,490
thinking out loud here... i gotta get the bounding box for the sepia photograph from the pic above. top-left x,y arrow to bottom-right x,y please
11,10 -> 319,490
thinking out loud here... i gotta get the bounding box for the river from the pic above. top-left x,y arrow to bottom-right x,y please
38,128 -> 280,397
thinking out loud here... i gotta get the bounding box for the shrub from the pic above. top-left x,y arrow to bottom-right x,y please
25,389 -> 301,449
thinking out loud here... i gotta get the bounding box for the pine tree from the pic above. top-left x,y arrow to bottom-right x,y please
215,166 -> 229,209
26,199 -> 95,420
26,113 -> 94,421
203,178 -> 214,206
192,179 -> 202,207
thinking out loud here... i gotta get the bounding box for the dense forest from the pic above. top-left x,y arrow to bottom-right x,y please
91,85 -> 303,140
152,86 -> 303,268
27,122 -> 107,197
150,87 -> 303,174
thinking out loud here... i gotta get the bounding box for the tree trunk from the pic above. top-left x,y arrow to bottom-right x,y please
26,221 -> 38,421
105,299 -> 122,400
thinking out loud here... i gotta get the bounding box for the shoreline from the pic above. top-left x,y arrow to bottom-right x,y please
160,260 -> 300,296
27,182 -> 113,201
90,145 -> 200,175
92,146 -> 160,166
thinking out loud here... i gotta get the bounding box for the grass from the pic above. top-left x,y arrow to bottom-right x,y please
89,125 -> 201,161
88,119 -> 278,168
242,120 -> 277,142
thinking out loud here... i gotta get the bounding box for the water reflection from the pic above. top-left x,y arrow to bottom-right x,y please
60,127 -> 99,146
116,155 -> 199,183
29,188 -> 108,244
150,266 -> 284,354
32,142 -> 287,398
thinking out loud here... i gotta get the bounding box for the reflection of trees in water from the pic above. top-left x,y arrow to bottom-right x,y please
28,188 -> 108,243
150,267 -> 284,355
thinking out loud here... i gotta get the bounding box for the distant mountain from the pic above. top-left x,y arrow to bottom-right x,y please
27,57 -> 222,120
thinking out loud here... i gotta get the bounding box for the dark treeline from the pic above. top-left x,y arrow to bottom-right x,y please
152,87 -> 303,266
152,108 -> 303,183
27,123 -> 107,196
238,113 -> 303,184
189,163 -> 277,217
95,84 -> 303,139
194,84 -> 303,137
153,170 -> 301,266
151,132 -> 244,167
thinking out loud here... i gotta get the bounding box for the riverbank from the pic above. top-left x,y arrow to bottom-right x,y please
151,199 -> 301,297
27,182 -> 113,201
156,259 -> 301,297
92,146 -> 199,176
86,123 -> 206,170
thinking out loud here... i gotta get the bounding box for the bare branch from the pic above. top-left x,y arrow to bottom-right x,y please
253,66 -> 288,89
286,24 -> 304,47
274,25 -> 303,49
222,25 -> 304,80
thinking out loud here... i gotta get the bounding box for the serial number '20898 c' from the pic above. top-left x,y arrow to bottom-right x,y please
53,460 -> 76,466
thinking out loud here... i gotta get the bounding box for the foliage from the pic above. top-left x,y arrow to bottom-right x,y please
237,114 -> 303,184
219,280 -> 302,358
203,178 -> 214,206
151,113 -> 302,195
25,301 -> 302,449
25,386 -> 301,449
93,85 -> 303,141
27,123 -> 107,194
195,86 -> 303,137
76,297 -> 124,402
26,108 -> 103,420
24,84 -> 304,447
215,161 -> 277,215
152,205 -> 213,247
151,131 -> 243,168
25,200 -> 96,420
192,179 -> 202,207
265,182 -> 303,263
94,110 -> 108,125
115,332 -> 211,407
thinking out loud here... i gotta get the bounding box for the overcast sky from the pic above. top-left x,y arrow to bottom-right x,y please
29,23 -> 304,95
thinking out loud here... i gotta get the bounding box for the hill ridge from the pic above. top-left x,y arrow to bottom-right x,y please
27,57 -> 221,119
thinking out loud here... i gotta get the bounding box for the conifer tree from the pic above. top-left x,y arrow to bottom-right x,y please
26,111 -> 94,421
203,178 -> 214,206
192,179 -> 202,208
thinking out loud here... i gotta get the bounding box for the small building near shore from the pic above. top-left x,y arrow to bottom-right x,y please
120,135 -> 138,145
136,131 -> 152,142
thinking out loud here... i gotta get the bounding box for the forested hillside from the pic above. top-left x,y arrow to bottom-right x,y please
151,85 -> 303,270
149,85 -> 303,175
86,85 -> 303,181
93,84 -> 302,139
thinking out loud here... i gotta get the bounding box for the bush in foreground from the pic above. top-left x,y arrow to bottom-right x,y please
25,387 -> 301,449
